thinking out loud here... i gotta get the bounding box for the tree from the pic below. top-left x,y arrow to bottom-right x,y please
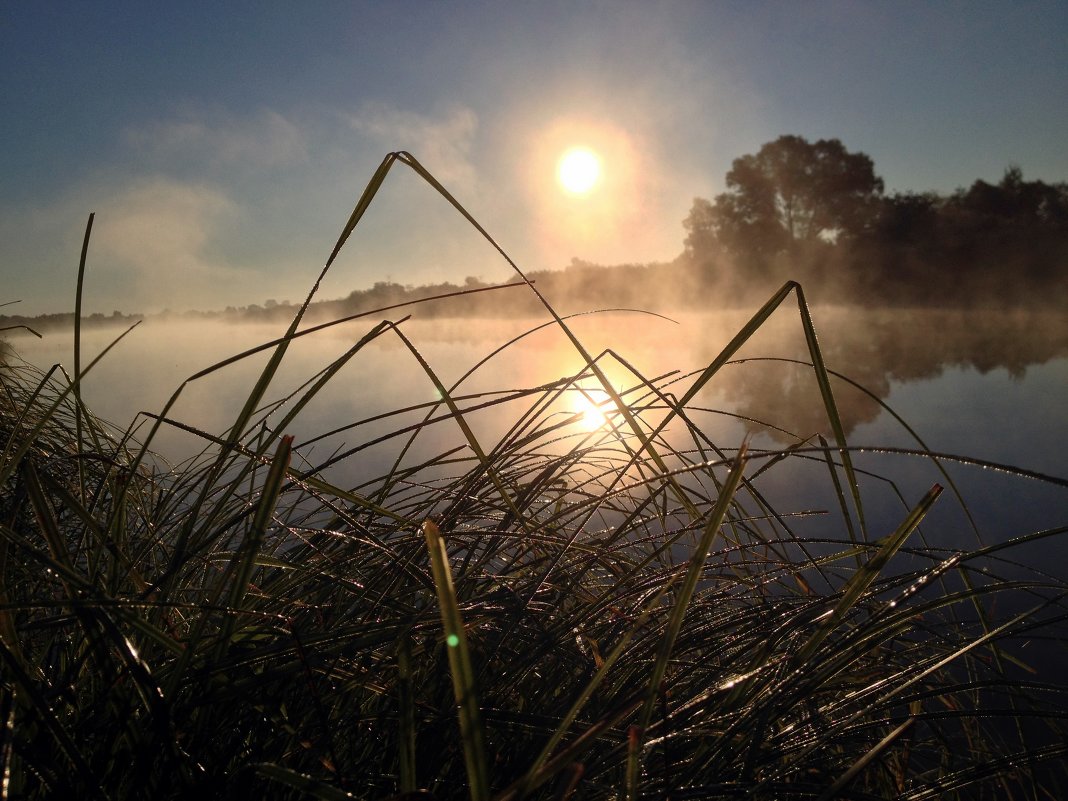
950,167 -> 1068,229
682,198 -> 718,261
869,192 -> 941,246
712,135 -> 884,259
938,167 -> 1068,289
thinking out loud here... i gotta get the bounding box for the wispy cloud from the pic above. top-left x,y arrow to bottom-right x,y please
86,177 -> 292,313
94,178 -> 234,270
124,108 -> 308,168
1,176 -> 272,315
347,104 -> 479,193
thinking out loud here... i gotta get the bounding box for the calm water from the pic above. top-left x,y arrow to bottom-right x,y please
6,306 -> 1068,560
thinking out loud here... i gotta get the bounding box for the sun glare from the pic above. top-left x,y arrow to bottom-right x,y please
523,118 -> 646,262
557,147 -> 601,195
573,388 -> 611,431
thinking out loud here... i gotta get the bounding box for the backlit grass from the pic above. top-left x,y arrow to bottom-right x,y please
1,152 -> 1066,800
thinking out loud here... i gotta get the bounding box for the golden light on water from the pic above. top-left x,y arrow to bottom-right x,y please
557,147 -> 601,195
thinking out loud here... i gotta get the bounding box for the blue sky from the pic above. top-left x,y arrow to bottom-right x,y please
3,1 -> 1066,315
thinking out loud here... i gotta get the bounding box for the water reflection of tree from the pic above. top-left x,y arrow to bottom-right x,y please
703,308 -> 1068,442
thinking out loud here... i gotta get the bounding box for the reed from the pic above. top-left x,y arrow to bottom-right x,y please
1,153 -> 1066,800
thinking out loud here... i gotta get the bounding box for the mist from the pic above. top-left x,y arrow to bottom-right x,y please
5,301 -> 1066,471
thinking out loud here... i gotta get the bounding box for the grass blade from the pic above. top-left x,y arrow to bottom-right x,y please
817,716 -> 916,801
423,519 -> 490,801
627,446 -> 749,799
795,483 -> 943,665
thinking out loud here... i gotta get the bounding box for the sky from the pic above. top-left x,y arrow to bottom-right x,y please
2,1 -> 1066,316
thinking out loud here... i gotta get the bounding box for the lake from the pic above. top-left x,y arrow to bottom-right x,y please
6,304 -> 1066,565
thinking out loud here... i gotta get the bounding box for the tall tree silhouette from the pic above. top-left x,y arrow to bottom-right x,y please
711,135 -> 884,263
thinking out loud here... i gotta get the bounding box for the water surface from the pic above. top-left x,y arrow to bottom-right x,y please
6,305 -> 1067,559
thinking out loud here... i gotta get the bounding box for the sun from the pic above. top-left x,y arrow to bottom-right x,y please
573,388 -> 611,431
557,147 -> 601,195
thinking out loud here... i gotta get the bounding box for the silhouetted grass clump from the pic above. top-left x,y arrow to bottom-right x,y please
2,153 -> 1067,800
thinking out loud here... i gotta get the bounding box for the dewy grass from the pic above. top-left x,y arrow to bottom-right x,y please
1,151 -> 1067,800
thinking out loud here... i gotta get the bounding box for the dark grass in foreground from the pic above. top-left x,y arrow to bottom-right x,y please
2,152 -> 1068,800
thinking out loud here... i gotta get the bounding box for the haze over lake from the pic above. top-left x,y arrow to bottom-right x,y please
7,302 -> 1066,564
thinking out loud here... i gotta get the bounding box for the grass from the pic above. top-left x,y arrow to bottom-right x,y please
2,151 -> 1067,800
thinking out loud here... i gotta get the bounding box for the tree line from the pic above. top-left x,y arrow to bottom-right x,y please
4,135 -> 1065,336
683,135 -> 1068,306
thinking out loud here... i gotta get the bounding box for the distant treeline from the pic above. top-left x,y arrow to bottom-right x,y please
3,134 -> 1066,333
0,262 -> 712,331
0,309 -> 142,336
304,260 -> 710,321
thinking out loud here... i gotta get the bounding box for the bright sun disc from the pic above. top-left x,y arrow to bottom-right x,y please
574,390 -> 610,431
557,147 -> 601,194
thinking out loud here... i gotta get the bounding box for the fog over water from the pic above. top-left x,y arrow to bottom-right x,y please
5,305 -> 1066,561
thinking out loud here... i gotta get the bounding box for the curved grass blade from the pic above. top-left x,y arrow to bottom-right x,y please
72,213 -> 94,503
